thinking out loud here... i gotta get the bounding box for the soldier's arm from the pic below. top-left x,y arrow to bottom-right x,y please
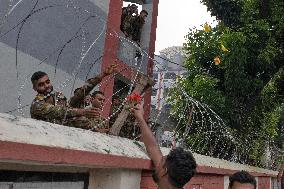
31,100 -> 83,120
69,76 -> 103,108
69,64 -> 117,108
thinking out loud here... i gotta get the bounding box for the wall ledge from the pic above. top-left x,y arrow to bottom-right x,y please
0,113 -> 278,177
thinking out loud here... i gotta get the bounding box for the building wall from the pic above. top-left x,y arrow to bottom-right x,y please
186,175 -> 225,189
258,177 -> 271,189
100,0 -> 159,118
0,113 -> 278,189
0,0 -> 109,116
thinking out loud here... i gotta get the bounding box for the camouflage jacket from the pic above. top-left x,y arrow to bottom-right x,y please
89,116 -> 109,132
130,16 -> 144,42
123,14 -> 135,36
30,92 -> 77,125
69,76 -> 102,109
119,115 -> 140,140
109,104 -> 123,126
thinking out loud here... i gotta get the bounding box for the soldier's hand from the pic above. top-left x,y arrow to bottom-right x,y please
131,104 -> 144,120
95,128 -> 109,133
83,108 -> 100,118
103,63 -> 118,76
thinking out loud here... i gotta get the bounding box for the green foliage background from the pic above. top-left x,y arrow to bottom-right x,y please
168,0 -> 284,167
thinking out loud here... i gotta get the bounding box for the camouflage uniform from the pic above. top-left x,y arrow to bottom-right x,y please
69,76 -> 109,132
109,104 -> 123,126
69,76 -> 102,108
123,14 -> 135,37
119,114 -> 141,140
109,104 -> 140,139
89,116 -> 109,133
30,92 -> 93,130
120,7 -> 129,32
130,16 -> 144,43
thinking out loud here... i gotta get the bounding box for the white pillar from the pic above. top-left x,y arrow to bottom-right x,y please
88,168 -> 141,189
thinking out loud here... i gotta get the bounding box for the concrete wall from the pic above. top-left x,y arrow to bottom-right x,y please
89,169 -> 141,189
0,113 -> 278,189
0,0 -> 110,116
0,182 -> 85,189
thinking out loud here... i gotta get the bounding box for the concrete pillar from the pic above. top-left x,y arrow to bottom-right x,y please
88,169 -> 141,189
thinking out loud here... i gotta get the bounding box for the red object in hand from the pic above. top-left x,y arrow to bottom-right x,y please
126,92 -> 142,103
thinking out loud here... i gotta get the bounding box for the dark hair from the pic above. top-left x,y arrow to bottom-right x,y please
166,147 -> 197,188
31,71 -> 47,85
229,171 -> 256,189
140,10 -> 148,15
91,91 -> 104,97
130,4 -> 137,8
112,95 -> 120,100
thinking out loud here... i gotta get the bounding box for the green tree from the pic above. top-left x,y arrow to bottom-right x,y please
169,0 -> 284,167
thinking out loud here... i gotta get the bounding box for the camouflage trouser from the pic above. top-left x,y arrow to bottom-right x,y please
65,116 -> 109,133
119,121 -> 140,140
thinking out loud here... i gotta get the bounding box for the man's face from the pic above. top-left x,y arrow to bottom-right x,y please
229,182 -> 255,189
33,75 -> 53,95
140,12 -> 147,20
92,93 -> 105,109
113,98 -> 121,106
130,6 -> 137,14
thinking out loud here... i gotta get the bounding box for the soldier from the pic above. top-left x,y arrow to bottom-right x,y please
123,5 -> 140,38
69,64 -> 117,109
111,77 -> 155,139
120,4 -> 138,33
68,64 -> 117,133
108,94 -> 140,139
119,114 -> 139,139
30,71 -> 99,129
109,95 -> 122,126
131,10 -> 148,44
86,91 -> 110,133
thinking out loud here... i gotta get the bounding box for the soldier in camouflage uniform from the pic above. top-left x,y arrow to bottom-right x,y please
122,4 -> 138,37
108,95 -> 140,139
86,91 -> 110,133
30,71 -> 99,129
69,64 -> 117,108
109,95 -> 122,126
119,114 -> 140,140
69,64 -> 117,133
130,10 -> 148,44
120,4 -> 138,34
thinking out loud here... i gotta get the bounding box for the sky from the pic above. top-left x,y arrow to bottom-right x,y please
123,0 -> 216,54
155,0 -> 215,53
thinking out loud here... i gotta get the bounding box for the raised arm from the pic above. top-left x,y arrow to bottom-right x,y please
69,64 -> 117,108
131,104 -> 162,166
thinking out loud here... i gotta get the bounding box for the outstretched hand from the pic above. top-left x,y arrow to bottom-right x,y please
131,103 -> 144,120
103,61 -> 118,76
83,108 -> 101,118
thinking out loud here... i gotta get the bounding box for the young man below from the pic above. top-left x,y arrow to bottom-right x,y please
228,171 -> 256,189
131,104 -> 197,189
